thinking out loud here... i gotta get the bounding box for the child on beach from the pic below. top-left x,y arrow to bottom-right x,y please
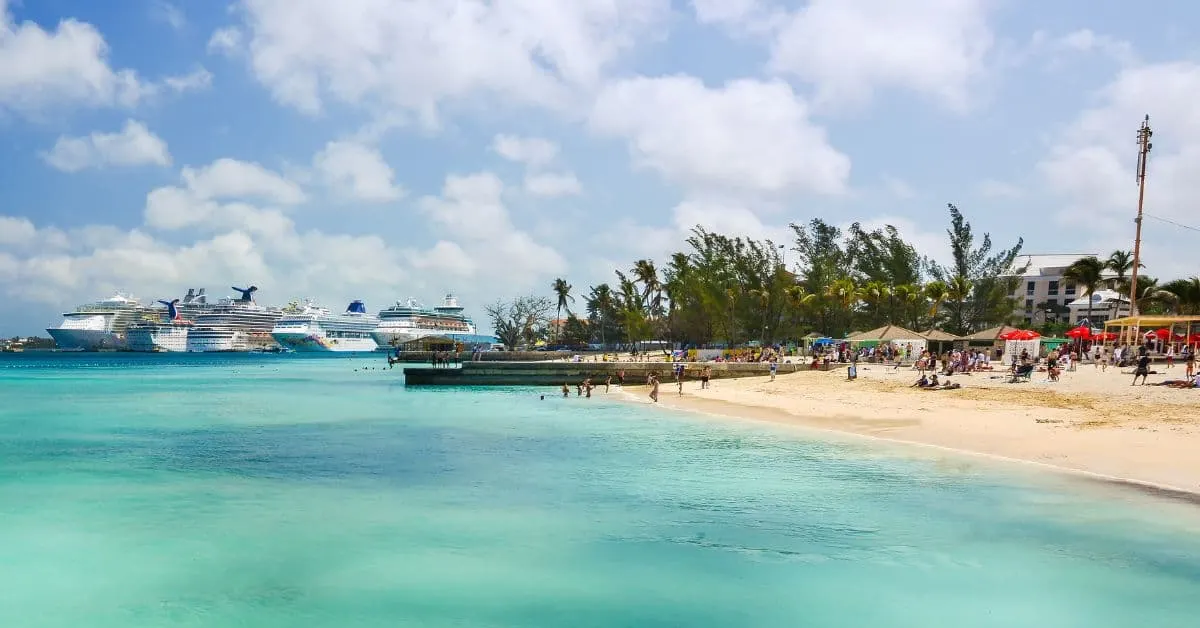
1133,354 -> 1151,385
769,360 -> 778,382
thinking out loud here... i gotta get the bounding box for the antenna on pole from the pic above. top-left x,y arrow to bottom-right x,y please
1127,115 -> 1152,328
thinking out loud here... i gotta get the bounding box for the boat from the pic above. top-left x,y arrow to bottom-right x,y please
371,294 -> 477,348
271,300 -> 380,352
46,293 -> 155,351
186,286 -> 283,352
126,298 -> 194,352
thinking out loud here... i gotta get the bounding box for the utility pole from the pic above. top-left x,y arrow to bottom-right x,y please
1128,115 -> 1152,320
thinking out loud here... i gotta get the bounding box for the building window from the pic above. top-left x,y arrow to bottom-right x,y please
1026,281 -> 1035,296
1024,298 -> 1033,311
1048,280 -> 1059,296
1065,283 -> 1076,295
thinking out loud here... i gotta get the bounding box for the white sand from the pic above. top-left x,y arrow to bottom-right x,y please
624,361 -> 1200,494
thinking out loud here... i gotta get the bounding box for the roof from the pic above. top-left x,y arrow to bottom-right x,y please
1066,289 -> 1130,308
1104,315 -> 1200,327
965,325 -> 1020,341
1007,254 -> 1118,278
847,324 -> 926,342
923,328 -> 964,341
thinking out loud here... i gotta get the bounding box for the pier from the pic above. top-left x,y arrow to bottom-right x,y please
402,360 -> 822,386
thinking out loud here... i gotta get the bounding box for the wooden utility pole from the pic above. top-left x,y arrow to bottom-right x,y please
1128,115 -> 1152,319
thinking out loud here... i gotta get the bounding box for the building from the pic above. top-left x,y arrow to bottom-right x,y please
1066,289 -> 1130,325
1007,254 -> 1118,325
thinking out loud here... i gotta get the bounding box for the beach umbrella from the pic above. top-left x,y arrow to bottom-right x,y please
1152,328 -> 1172,339
1064,326 -> 1091,339
1092,331 -> 1118,341
999,329 -> 1041,341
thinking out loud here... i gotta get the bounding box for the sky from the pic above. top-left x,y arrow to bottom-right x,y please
2,0 -> 1199,336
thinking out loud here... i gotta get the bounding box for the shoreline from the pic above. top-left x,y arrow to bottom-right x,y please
613,366 -> 1200,500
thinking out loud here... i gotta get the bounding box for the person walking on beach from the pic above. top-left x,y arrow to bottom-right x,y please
1166,345 -> 1175,369
700,366 -> 711,389
769,359 -> 778,382
1186,348 -> 1195,379
649,375 -> 660,403
604,376 -> 611,393
1132,353 -> 1151,386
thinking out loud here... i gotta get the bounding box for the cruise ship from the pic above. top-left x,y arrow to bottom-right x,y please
186,286 -> 284,352
371,294 -> 477,348
46,293 -> 156,351
270,300 -> 380,352
126,299 -> 194,352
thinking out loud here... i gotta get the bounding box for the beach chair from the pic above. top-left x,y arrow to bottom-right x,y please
1010,364 -> 1034,383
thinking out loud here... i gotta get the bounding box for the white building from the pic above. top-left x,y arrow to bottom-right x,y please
1007,254 -> 1118,325
1066,289 -> 1131,325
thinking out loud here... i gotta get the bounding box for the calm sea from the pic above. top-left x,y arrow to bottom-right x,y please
2,353 -> 1199,627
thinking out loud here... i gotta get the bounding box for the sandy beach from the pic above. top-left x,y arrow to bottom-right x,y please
626,361 -> 1200,495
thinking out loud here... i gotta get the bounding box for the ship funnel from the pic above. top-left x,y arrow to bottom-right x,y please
347,300 -> 368,314
232,285 -> 258,303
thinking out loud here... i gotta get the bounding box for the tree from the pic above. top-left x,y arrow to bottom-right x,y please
1105,250 -> 1140,294
551,278 -> 574,342
1161,277 -> 1200,314
585,283 -> 619,348
485,296 -> 554,350
925,204 -> 1024,335
1063,256 -> 1106,324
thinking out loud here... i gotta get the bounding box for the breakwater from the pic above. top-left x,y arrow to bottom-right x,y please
403,360 -> 823,386
387,350 -> 571,363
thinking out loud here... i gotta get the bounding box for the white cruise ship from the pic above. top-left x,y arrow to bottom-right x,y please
371,294 -> 477,348
126,298 -> 197,352
46,293 -> 156,351
186,286 -> 283,352
271,300 -> 380,352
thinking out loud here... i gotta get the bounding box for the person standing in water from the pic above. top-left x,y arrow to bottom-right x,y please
562,383 -> 570,397
649,375 -> 659,403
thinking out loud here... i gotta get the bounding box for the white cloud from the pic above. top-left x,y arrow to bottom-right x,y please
590,75 -> 850,196
0,216 -> 37,245
978,179 -> 1023,199
0,3 -> 147,113
180,158 -> 306,205
1025,29 -> 1135,67
41,120 -> 171,172
672,200 -> 789,244
882,175 -> 916,199
417,172 -> 566,282
524,172 -> 582,198
766,0 -> 993,112
312,141 -> 404,202
163,67 -> 212,93
151,2 -> 185,31
226,0 -> 670,119
491,134 -> 559,168
1038,61 -> 1200,277
206,27 -> 242,56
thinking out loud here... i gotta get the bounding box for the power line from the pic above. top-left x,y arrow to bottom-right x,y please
1144,213 -> 1200,234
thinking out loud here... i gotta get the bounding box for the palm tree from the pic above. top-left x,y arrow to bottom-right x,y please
631,259 -> 663,316
1105,250 -> 1140,293
1161,277 -> 1200,314
551,278 -> 573,343
924,281 -> 948,322
892,283 -> 921,328
1064,256 -> 1106,324
861,281 -> 891,324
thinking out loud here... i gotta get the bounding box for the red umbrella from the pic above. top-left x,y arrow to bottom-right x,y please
1065,326 -> 1091,339
1093,332 -> 1118,341
1154,328 -> 1172,339
1000,329 -> 1041,341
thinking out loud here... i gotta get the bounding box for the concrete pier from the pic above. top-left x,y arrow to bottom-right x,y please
403,360 -> 824,386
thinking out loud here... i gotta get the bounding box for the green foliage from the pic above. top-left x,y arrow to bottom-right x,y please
924,204 -> 1024,335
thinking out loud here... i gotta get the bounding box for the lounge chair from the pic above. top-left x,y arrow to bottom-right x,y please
1010,364 -> 1034,383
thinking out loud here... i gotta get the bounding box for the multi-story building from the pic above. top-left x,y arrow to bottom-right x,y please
1007,254 -> 1119,325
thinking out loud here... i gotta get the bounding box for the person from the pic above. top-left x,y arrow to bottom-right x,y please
561,383 -> 570,397
701,366 -> 711,389
1166,345 -> 1176,369
649,375 -> 660,403
1133,353 -> 1151,385
617,370 -> 625,386
769,360 -> 778,382
677,378 -> 683,396
604,376 -> 612,393
1187,348 -> 1196,379
911,375 -> 929,388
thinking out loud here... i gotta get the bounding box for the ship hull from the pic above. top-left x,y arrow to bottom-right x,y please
187,329 -> 247,352
370,328 -> 442,349
46,328 -> 124,351
272,331 -> 378,353
127,326 -> 189,352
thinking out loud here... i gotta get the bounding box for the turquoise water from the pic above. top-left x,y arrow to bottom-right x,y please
2,354 -> 1199,627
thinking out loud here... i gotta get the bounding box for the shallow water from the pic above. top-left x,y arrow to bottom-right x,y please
2,353 -> 1199,627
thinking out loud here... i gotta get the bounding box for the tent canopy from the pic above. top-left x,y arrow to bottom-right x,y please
847,324 -> 926,342
966,325 -> 1020,342
923,328 -> 963,342
1104,315 -> 1200,328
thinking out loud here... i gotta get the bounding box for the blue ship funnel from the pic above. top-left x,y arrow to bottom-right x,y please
347,300 -> 367,314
